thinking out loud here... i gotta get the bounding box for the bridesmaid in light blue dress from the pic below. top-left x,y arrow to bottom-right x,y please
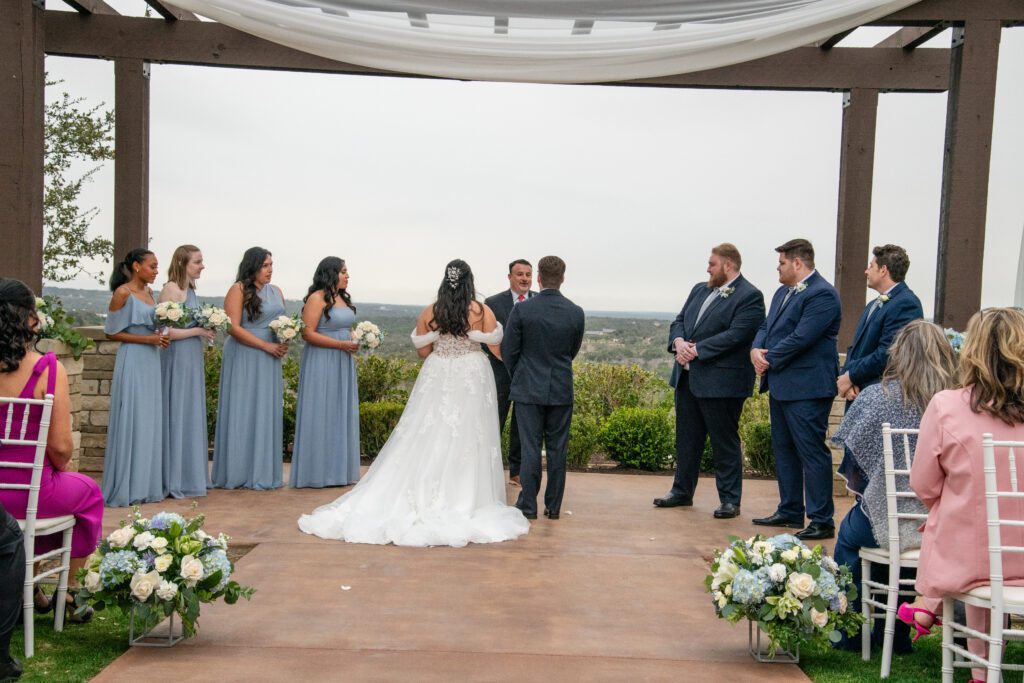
290,257 -> 361,488
211,247 -> 289,490
103,248 -> 167,507
159,245 -> 215,498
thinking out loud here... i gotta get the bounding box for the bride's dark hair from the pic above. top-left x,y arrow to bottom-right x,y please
303,256 -> 355,321
430,259 -> 480,337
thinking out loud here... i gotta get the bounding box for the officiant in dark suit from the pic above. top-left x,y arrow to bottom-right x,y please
837,244 -> 923,402
483,259 -> 535,485
501,256 -> 585,521
654,244 -> 765,519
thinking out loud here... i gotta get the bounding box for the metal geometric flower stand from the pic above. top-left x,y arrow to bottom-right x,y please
129,606 -> 184,647
748,621 -> 799,663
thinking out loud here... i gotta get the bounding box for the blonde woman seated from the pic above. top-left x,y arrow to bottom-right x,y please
830,320 -> 957,651
901,308 -> 1024,682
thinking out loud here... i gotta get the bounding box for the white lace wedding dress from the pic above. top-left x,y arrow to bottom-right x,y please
298,324 -> 530,547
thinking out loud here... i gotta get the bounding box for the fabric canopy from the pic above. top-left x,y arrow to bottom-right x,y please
170,0 -> 922,83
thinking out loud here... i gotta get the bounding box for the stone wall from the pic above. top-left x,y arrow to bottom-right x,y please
36,338 -> 83,471
75,326 -> 117,476
829,353 -> 848,497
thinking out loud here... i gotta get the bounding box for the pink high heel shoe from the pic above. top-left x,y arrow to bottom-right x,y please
897,603 -> 942,641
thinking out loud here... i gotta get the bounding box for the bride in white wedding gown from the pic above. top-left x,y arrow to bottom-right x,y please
298,259 -> 530,547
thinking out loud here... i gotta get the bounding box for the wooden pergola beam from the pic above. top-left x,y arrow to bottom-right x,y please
144,1 -> 198,22
62,0 -> 119,14
874,0 -> 1024,25
815,29 -> 855,49
113,59 -> 150,261
43,12 -> 952,93
874,24 -> 949,49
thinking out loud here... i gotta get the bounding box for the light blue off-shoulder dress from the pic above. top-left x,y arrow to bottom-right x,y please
161,287 -> 211,498
102,294 -> 164,507
211,285 -> 285,490
290,305 -> 361,488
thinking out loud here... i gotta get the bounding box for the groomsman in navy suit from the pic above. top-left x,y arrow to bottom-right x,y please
654,244 -> 765,518
837,245 -> 923,402
751,239 -> 842,541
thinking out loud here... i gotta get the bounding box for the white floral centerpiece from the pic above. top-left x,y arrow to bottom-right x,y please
76,508 -> 255,640
154,301 -> 191,329
268,314 -> 304,343
351,320 -> 384,351
191,305 -> 232,334
34,297 -> 54,333
705,534 -> 863,657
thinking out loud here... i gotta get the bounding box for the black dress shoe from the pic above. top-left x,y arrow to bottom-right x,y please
751,513 -> 803,528
653,494 -> 693,508
0,656 -> 22,681
544,509 -> 560,520
713,503 -> 740,519
795,522 -> 835,540
516,506 -> 537,520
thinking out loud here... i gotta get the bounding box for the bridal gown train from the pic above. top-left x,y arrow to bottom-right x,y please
298,324 -> 530,547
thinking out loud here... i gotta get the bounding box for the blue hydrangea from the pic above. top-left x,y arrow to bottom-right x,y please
815,570 -> 839,600
141,550 -> 157,571
148,512 -> 187,532
730,569 -> 769,605
98,550 -> 142,587
769,534 -> 804,550
200,548 -> 232,592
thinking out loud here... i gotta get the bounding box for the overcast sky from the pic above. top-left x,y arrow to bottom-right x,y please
45,1 -> 1024,316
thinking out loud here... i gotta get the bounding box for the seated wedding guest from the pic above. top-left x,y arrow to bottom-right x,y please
212,247 -> 288,490
830,320 -> 957,652
104,249 -> 168,506
290,257 -> 361,488
0,503 -> 24,679
0,279 -> 101,622
901,308 -> 1024,682
159,245 -> 215,498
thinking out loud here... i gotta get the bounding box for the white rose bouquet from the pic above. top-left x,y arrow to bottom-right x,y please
705,534 -> 863,656
153,301 -> 191,329
191,305 -> 232,334
351,320 -> 385,351
75,508 -> 255,640
268,314 -> 304,344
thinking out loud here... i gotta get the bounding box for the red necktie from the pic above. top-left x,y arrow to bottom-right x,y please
517,294 -> 525,303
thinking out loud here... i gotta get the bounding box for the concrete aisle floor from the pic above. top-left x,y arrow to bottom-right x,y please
92,469 -> 849,682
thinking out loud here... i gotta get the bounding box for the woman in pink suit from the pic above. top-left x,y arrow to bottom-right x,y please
0,279 -> 102,621
901,307 -> 1024,681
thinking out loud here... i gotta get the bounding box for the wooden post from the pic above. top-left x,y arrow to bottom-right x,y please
0,0 -> 45,293
834,88 -> 879,351
934,22 -> 1001,329
113,58 -> 150,262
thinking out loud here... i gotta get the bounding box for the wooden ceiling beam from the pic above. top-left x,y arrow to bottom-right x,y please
145,1 -> 199,22
874,24 -> 949,49
868,0 -> 1024,25
61,0 -> 118,14
815,29 -> 855,49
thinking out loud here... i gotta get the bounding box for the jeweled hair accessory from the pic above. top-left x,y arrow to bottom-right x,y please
446,266 -> 460,289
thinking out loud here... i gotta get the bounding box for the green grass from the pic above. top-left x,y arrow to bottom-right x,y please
8,603 -> 130,682
800,628 -> 1024,682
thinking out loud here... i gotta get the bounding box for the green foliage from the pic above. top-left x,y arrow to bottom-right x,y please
567,414 -> 601,469
282,356 -> 300,459
699,436 -> 714,474
204,345 -> 222,444
573,362 -> 672,422
356,354 -> 420,403
43,79 -> 115,283
359,401 -> 405,456
743,420 -> 775,477
36,294 -> 93,359
599,407 -> 674,471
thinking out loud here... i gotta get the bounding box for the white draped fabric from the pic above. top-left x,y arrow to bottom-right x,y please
169,0 -> 921,83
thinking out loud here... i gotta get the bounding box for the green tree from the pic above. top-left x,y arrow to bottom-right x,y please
43,79 -> 115,283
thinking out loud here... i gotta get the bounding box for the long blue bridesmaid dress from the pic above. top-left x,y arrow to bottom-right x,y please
161,287 -> 211,498
211,285 -> 285,490
290,305 -> 361,488
102,294 -> 164,507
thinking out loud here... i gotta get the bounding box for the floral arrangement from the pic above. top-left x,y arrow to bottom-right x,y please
352,320 -> 384,351
191,305 -> 232,334
718,286 -> 736,299
35,294 -> 93,359
76,508 -> 255,638
944,327 -> 965,356
705,534 -> 863,656
154,301 -> 191,329
268,314 -> 304,343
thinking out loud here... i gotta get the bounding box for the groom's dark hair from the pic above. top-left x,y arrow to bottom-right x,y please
508,259 -> 532,272
775,238 -> 815,269
538,256 -> 566,289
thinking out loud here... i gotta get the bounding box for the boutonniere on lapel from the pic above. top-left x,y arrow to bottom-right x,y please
793,283 -> 807,294
878,294 -> 890,305
718,286 -> 736,299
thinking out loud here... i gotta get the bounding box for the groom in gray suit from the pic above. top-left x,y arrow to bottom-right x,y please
501,256 -> 585,520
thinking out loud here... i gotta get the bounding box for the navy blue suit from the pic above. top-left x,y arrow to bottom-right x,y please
666,275 -> 765,505
842,281 -> 923,389
753,271 -> 841,525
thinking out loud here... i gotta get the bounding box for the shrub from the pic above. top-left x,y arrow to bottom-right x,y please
282,356 -> 300,459
567,415 -> 601,469
742,420 -> 775,477
699,436 -> 714,474
357,355 -> 420,403
574,362 -> 672,422
599,407 -> 674,471
204,345 -> 222,445
37,294 -> 93,359
360,401 -> 405,456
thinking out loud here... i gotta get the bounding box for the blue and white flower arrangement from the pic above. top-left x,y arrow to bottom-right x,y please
944,327 -> 965,357
705,534 -> 863,656
76,507 -> 255,638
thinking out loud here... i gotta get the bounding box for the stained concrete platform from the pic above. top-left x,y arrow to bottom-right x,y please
91,470 -> 849,682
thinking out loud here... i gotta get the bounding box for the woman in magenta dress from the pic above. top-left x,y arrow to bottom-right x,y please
0,279 -> 103,618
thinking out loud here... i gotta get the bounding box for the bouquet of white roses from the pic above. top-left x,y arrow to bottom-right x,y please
351,321 -> 384,351
34,297 -> 55,333
191,305 -> 232,334
76,508 -> 254,639
154,301 -> 191,329
705,534 -> 863,656
268,314 -> 304,343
